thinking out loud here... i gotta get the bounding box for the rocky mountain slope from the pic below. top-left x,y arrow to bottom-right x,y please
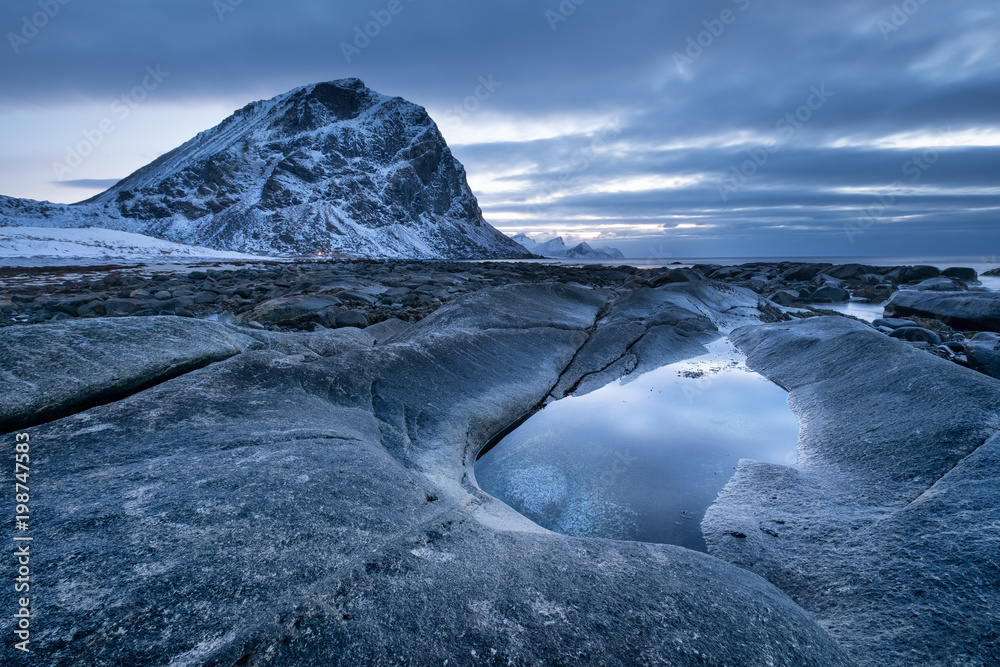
0,79 -> 531,259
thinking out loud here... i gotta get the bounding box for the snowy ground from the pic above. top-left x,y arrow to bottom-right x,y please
0,227 -> 269,264
0,226 -> 284,289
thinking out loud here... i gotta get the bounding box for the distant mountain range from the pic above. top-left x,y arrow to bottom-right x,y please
510,233 -> 624,260
0,79 -> 532,260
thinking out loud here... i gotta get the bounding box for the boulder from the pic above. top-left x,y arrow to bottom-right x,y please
825,263 -> 874,280
239,294 -> 344,326
811,285 -> 849,302
886,265 -> 940,283
707,266 -> 744,280
872,317 -> 914,329
887,326 -> 942,345
769,290 -> 801,306
781,264 -> 831,281
105,298 -> 150,317
194,291 -> 218,304
884,291 -> 1000,332
911,277 -> 966,291
941,267 -> 977,282
334,310 -> 369,329
965,332 -> 1000,380
76,300 -> 107,317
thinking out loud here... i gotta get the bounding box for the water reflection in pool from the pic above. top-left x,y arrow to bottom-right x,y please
475,338 -> 799,552
807,299 -> 885,322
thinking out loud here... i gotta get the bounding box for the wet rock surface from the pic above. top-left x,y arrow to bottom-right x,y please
2,258 -> 995,664
2,259 -> 996,383
707,317 -> 1000,667
0,261 -> 659,331
0,280 -> 856,666
885,289 -> 1000,332
0,317 -> 261,433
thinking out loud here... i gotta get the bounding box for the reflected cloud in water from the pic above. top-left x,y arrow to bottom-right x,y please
476,338 -> 799,552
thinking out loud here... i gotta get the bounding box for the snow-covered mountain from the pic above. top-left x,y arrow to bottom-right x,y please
0,79 -> 531,260
510,233 -> 624,260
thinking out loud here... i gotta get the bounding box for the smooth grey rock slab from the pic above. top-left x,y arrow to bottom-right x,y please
706,316 -> 1000,666
363,317 -> 412,344
0,316 -> 261,433
548,284 -> 725,400
0,286 -> 853,666
401,282 -> 609,333
237,325 -> 374,360
885,290 -> 1000,332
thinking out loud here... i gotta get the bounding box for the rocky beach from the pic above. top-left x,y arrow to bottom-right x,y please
2,257 -> 999,665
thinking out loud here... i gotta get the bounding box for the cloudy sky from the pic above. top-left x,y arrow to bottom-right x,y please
1,0 -> 998,258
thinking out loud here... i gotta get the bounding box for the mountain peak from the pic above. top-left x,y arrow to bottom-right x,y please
279,78 -> 384,122
1,81 -> 531,259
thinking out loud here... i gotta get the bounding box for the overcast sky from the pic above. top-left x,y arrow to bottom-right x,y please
1,0 -> 998,257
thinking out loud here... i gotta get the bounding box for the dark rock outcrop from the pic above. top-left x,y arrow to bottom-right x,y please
941,266 -> 977,282
965,331 -> 1000,379
885,290 -> 1000,332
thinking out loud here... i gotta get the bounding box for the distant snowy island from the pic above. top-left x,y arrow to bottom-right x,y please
509,233 -> 624,260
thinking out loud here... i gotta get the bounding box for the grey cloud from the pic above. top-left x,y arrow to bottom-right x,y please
0,0 -> 997,255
